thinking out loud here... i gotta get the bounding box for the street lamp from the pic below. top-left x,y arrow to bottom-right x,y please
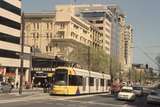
19,12 -> 25,94
88,46 -> 91,94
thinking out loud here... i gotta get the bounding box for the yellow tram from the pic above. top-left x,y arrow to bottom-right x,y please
50,67 -> 111,95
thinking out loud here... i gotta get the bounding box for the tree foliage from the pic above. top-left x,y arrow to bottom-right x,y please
155,55 -> 160,70
67,45 -> 120,75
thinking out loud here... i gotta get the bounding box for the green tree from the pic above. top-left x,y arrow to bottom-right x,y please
89,48 -> 110,74
155,55 -> 160,77
67,45 -> 110,74
155,55 -> 160,70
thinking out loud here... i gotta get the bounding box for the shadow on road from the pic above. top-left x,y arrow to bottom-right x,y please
97,94 -> 115,98
125,95 -> 160,107
98,94 -> 160,107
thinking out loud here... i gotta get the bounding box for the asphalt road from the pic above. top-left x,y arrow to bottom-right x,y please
0,94 -> 159,107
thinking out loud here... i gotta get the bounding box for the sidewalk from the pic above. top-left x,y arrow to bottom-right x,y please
0,92 -> 49,104
0,88 -> 44,98
11,88 -> 43,93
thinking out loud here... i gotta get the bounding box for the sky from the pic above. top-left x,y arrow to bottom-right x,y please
22,0 -> 160,69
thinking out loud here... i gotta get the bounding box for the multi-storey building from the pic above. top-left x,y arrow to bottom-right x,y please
24,12 -> 56,57
56,4 -> 112,55
54,8 -> 102,58
118,14 -> 126,70
124,25 -> 133,70
0,0 -> 31,84
24,4 -> 133,77
118,14 -> 133,73
56,4 -> 124,62
24,11 -> 102,60
107,5 -> 122,64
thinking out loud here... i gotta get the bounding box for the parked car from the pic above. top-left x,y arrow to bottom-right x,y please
117,86 -> 136,101
0,82 -> 12,93
143,83 -> 160,95
133,86 -> 143,96
0,82 -> 2,91
122,82 -> 127,86
147,90 -> 160,104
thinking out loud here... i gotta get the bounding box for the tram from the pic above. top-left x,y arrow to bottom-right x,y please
50,67 -> 111,95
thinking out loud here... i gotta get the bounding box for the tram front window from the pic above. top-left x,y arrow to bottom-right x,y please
54,69 -> 67,86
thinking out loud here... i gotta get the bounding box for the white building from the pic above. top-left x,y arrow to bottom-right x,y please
0,0 -> 31,85
123,25 -> 133,71
24,11 -> 103,60
56,4 -> 112,55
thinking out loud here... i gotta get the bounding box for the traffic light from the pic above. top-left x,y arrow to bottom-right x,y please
146,64 -> 148,69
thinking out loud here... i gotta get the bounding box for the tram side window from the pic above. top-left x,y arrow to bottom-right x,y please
107,80 -> 111,86
69,75 -> 83,86
106,80 -> 108,90
77,76 -> 83,86
89,77 -> 94,86
100,79 -> 104,86
69,75 -> 77,86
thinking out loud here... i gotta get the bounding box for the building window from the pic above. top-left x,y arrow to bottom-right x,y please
47,23 -> 49,29
50,23 -> 53,29
75,35 -> 78,39
0,32 -> 20,44
83,30 -> 87,34
50,33 -> 52,38
96,20 -> 103,24
83,12 -> 105,18
89,20 -> 93,23
105,13 -> 112,22
50,46 -> 52,52
99,27 -> 103,30
33,23 -> 36,30
57,31 -> 64,38
33,33 -> 35,38
71,32 -> 73,37
46,33 -> 49,39
46,46 -> 48,52
73,24 -> 78,29
37,33 -> 39,38
60,23 -> 65,29
37,23 -> 39,29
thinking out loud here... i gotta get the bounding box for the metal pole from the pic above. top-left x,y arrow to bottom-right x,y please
129,68 -> 131,81
110,57 -> 113,83
140,69 -> 142,85
134,67 -> 136,82
19,12 -> 25,94
88,46 -> 90,94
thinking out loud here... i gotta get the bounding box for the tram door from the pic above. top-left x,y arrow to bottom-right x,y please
96,79 -> 99,91
83,77 -> 86,91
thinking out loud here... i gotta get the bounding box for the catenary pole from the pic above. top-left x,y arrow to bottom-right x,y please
19,12 -> 25,94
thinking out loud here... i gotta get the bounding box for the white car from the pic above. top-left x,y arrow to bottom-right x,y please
118,86 -> 136,101
147,90 -> 160,104
133,86 -> 143,96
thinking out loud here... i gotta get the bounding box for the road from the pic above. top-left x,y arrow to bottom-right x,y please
0,94 -> 159,107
